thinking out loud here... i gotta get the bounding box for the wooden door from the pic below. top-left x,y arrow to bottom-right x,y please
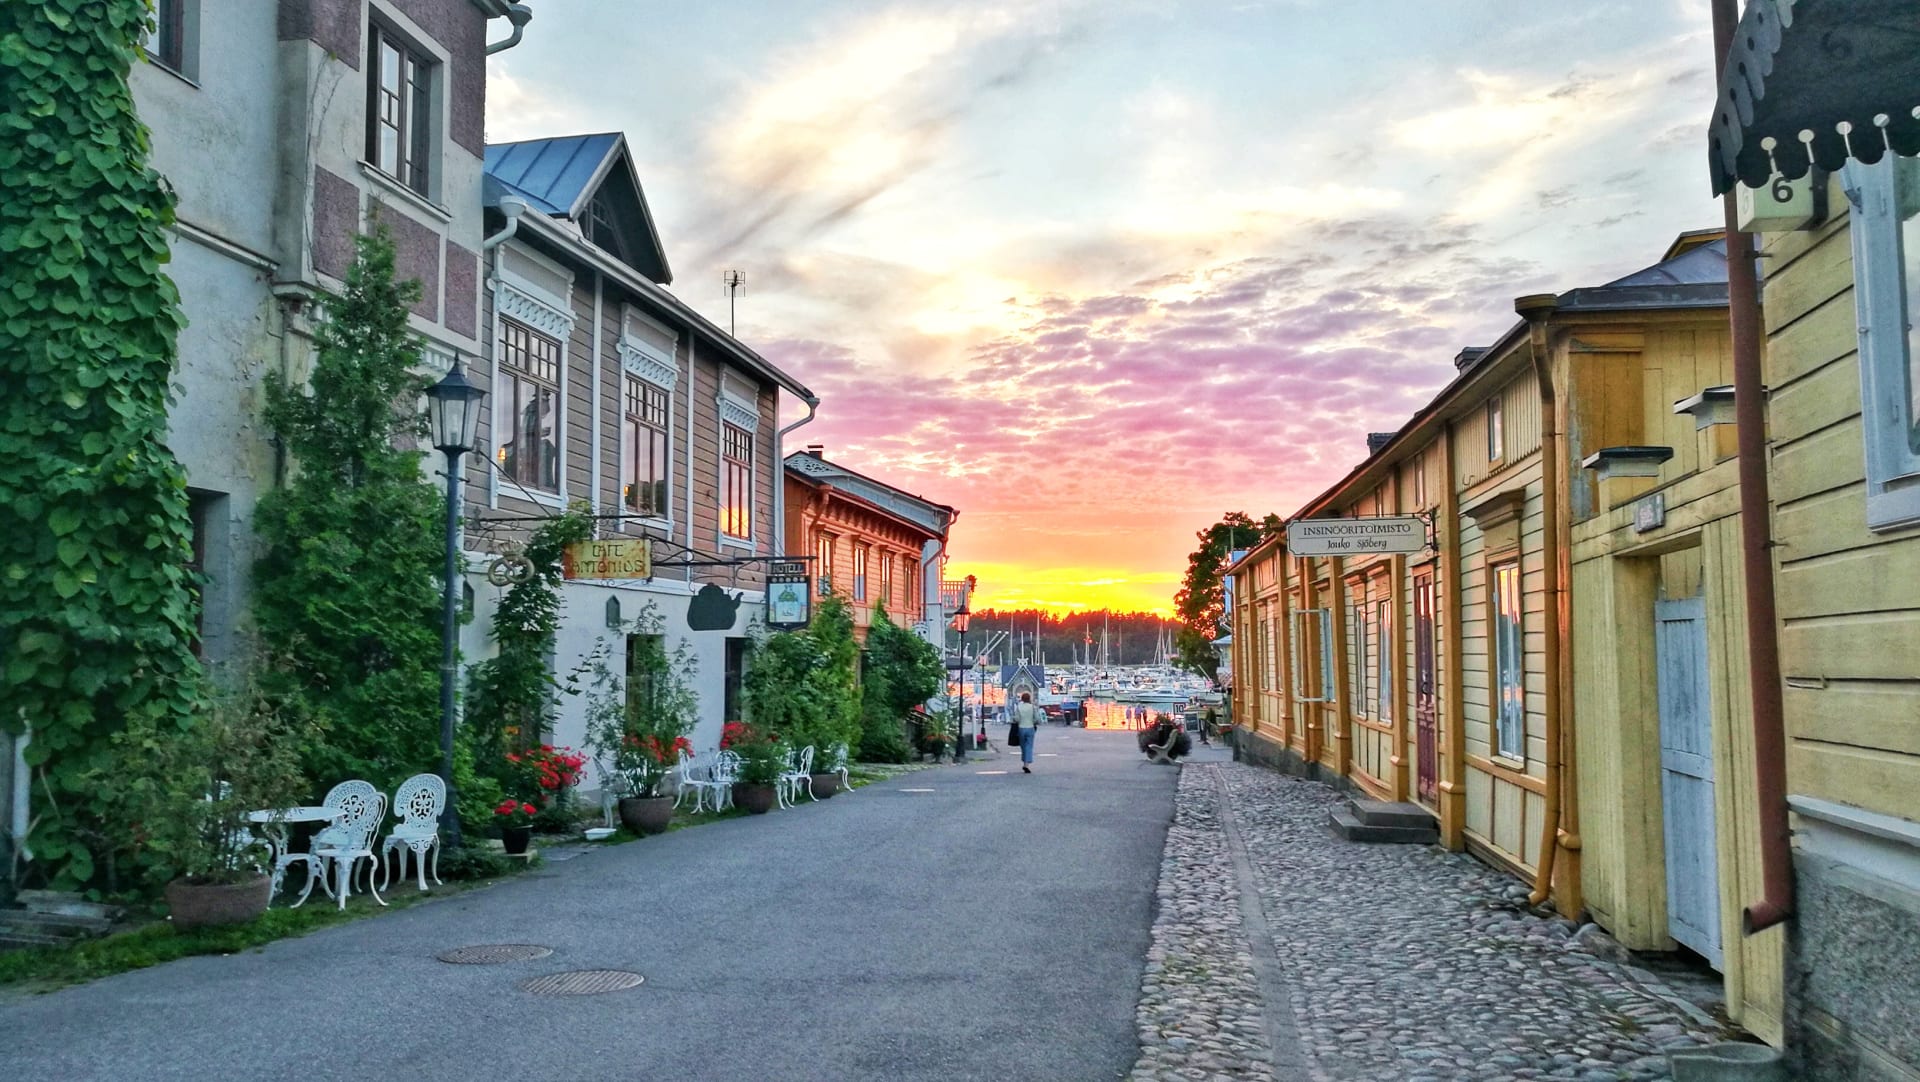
1656,596 -> 1723,969
1413,569 -> 1439,806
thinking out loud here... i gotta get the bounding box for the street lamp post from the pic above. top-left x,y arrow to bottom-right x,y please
425,357 -> 486,848
951,602 -> 970,763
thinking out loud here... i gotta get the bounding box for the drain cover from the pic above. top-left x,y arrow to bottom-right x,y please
521,969 -> 645,996
437,944 -> 554,965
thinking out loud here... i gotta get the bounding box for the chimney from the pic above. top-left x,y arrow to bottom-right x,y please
1453,346 -> 1489,371
805,443 -> 825,457
1367,432 -> 1395,456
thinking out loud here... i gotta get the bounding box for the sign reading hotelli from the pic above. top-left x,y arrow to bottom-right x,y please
1285,516 -> 1428,556
561,538 -> 652,580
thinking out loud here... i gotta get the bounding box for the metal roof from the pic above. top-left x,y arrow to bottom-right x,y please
1557,238 -> 1728,312
483,133 -> 621,217
785,451 -> 955,537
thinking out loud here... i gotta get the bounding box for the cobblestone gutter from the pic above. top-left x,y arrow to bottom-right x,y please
1131,763 -> 1740,1082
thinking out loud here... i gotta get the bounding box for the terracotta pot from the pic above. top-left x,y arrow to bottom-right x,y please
165,874 -> 271,930
807,773 -> 840,799
501,825 -> 534,855
618,795 -> 674,835
732,782 -> 777,815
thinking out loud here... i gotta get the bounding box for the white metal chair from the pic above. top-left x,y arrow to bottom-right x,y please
673,749 -> 719,813
298,780 -> 387,911
776,745 -> 815,808
710,750 -> 741,811
378,774 -> 445,893
594,758 -> 631,829
826,743 -> 852,794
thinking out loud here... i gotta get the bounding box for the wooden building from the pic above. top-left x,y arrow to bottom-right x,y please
783,447 -> 955,643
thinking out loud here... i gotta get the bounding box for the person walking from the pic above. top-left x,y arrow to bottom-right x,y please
1011,692 -> 1043,773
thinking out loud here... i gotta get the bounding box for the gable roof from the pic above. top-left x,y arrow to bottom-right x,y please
484,133 -> 673,284
785,451 -> 956,538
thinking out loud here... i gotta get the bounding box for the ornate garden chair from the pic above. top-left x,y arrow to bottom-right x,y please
826,743 -> 852,795
379,774 -> 445,893
777,745 -> 815,808
673,749 -> 718,813
298,780 -> 387,911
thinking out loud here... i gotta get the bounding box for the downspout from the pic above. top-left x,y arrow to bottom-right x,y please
590,271 -> 602,520
772,395 -> 821,559
1712,0 -> 1793,935
1517,294 -> 1578,914
683,338 -> 695,583
484,3 -> 533,54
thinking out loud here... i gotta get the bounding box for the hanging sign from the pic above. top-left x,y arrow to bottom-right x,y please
1285,516 -> 1428,556
561,538 -> 652,580
767,560 -> 812,630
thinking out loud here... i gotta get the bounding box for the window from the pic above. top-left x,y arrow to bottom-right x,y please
853,545 -> 869,601
1491,561 -> 1524,759
1413,451 -> 1429,510
366,22 -> 433,196
1486,397 -> 1505,463
147,0 -> 188,74
816,533 -> 835,596
1291,608 -> 1333,703
1844,154 -> 1920,529
1375,598 -> 1392,723
724,637 -> 747,722
587,190 -> 632,264
497,319 -> 561,493
622,377 -> 670,517
1349,600 -> 1369,715
879,553 -> 894,609
720,421 -> 753,539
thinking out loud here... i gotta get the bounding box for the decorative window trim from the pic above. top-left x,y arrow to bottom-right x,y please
489,314 -> 568,508
1489,559 -> 1525,761
619,339 -> 677,390
718,389 -> 760,433
618,372 -> 673,529
496,279 -> 574,341
1842,156 -> 1920,531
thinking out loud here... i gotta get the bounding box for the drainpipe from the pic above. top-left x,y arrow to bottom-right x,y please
771,395 -> 820,559
1713,0 -> 1793,935
1517,293 -> 1579,915
484,3 -> 533,55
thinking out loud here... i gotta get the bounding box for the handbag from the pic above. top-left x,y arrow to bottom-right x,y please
1006,721 -> 1020,746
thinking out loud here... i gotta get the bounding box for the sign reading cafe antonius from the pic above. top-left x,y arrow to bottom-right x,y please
1285,516 -> 1429,556
561,538 -> 652,580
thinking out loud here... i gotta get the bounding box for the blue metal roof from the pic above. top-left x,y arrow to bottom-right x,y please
483,133 -> 621,217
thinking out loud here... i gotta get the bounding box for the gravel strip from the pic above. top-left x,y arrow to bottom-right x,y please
1131,762 -> 1741,1082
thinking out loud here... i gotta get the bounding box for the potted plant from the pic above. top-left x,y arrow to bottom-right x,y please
494,799 -> 537,855
503,743 -> 586,832
583,613 -> 700,834
122,693 -> 312,929
729,729 -> 786,815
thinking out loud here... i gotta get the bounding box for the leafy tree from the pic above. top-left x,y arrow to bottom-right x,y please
743,594 -> 862,761
857,607 -> 942,762
1173,512 -> 1283,680
0,0 -> 204,889
251,229 -> 444,795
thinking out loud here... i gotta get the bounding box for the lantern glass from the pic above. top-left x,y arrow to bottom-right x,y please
427,358 -> 486,454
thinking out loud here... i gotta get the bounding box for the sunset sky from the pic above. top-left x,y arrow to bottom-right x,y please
487,1 -> 1725,616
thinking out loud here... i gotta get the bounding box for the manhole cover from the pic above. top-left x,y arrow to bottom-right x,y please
437,944 -> 554,965
521,969 -> 645,996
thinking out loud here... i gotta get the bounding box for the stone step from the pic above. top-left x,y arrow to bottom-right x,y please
1350,799 -> 1437,830
16,890 -> 122,922
1329,807 -> 1439,845
0,910 -> 115,938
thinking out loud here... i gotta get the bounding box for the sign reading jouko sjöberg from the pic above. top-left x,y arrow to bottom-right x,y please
1285,516 -> 1428,556
561,538 -> 652,580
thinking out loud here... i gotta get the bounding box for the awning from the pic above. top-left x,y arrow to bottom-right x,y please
1707,0 -> 1920,195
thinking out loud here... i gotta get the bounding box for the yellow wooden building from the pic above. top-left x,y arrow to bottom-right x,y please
1228,235 -> 1787,1031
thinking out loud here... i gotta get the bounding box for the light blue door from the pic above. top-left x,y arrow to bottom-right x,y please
1655,596 -> 1723,969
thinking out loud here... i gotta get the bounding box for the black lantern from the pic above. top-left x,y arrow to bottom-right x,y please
426,357 -> 486,454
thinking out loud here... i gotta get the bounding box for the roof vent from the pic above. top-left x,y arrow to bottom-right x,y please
1366,432 -> 1395,456
1453,346 -> 1489,371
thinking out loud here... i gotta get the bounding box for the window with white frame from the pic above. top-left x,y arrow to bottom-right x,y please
815,533 -> 835,596
622,377 -> 670,517
366,20 -> 434,196
853,544 -> 869,601
1291,608 -> 1333,703
497,318 -> 560,493
1349,599 -> 1369,715
1486,396 -> 1505,463
1490,560 -> 1525,759
879,552 -> 894,609
1844,154 -> 1920,530
1375,597 -> 1392,723
720,420 -> 753,540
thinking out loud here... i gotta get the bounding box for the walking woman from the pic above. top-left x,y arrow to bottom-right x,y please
1011,692 -> 1043,773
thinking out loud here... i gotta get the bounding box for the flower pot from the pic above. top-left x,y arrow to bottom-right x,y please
732,782 -> 777,815
165,874 -> 271,930
618,795 -> 675,835
808,773 -> 840,799
501,825 -> 534,855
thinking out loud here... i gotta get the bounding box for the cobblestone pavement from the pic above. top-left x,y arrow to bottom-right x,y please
1131,761 -> 1738,1081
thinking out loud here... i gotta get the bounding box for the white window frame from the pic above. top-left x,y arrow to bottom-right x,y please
1376,596 -> 1393,724
1349,600 -> 1369,716
1486,396 -> 1505,464
1291,608 -> 1334,704
1843,155 -> 1920,531
617,312 -> 677,529
489,255 -> 574,509
1491,560 -> 1525,760
717,388 -> 759,549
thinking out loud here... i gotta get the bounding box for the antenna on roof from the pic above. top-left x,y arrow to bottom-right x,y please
723,270 -> 745,336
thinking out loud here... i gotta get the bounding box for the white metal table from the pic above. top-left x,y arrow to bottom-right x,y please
247,806 -> 341,906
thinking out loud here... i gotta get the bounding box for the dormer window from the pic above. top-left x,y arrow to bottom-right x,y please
587,190 -> 632,263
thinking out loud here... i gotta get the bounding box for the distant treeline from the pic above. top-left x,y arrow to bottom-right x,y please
957,608 -> 1184,667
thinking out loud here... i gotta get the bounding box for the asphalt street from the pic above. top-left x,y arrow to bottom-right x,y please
0,728 -> 1176,1082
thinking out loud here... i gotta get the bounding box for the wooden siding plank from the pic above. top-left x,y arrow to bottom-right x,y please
1779,609 -> 1920,680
